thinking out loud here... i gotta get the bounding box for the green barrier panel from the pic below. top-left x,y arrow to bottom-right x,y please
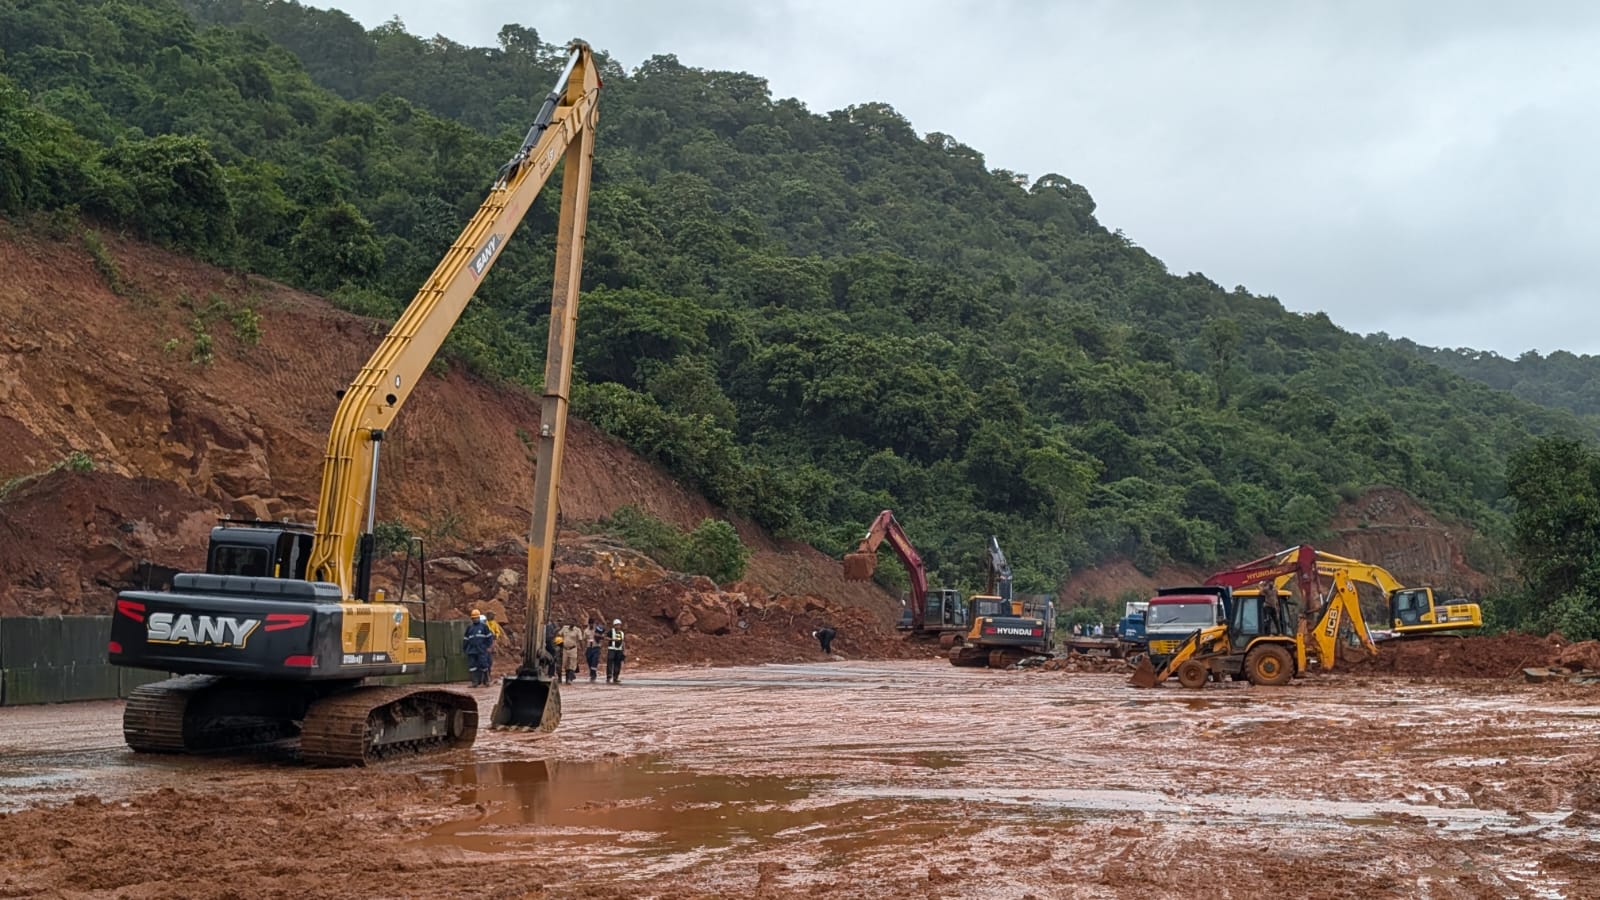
0,618 -> 47,670
60,616 -> 110,665
0,667 -> 60,704
2,663 -> 124,705
60,664 -> 122,702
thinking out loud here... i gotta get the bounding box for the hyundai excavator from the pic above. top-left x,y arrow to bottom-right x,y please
108,41 -> 601,763
1262,550 -> 1482,637
843,511 -> 967,642
948,536 -> 1054,668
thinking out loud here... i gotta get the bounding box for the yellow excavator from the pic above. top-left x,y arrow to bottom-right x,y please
108,41 -> 601,761
1132,570 -> 1378,688
1265,550 -> 1482,637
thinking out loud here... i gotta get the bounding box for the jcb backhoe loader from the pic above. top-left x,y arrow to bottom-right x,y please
108,42 -> 601,762
1129,571 -> 1378,689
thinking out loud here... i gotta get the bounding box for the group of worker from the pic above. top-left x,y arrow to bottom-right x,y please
551,617 -> 628,684
466,613 -> 841,686
461,610 -> 627,687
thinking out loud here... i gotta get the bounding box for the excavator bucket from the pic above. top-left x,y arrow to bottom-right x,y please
843,551 -> 877,581
1128,655 -> 1161,689
491,671 -> 562,731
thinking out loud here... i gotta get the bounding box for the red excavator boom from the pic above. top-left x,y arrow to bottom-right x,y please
843,511 -> 931,629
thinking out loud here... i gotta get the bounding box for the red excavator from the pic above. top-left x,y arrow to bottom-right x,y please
843,511 -> 967,643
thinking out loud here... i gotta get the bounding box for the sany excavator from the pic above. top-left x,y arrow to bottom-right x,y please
948,536 -> 1055,668
1130,545 -> 1378,688
1262,549 -> 1482,637
843,511 -> 966,642
108,41 -> 601,762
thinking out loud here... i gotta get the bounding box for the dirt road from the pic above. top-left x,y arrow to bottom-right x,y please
3,661 -> 1598,898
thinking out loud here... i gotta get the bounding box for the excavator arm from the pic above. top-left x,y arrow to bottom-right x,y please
1307,570 -> 1379,667
843,511 -> 931,629
305,42 -> 601,602
984,535 -> 1014,602
1267,552 -> 1406,597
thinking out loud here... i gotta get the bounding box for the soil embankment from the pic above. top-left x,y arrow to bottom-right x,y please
0,226 -> 900,658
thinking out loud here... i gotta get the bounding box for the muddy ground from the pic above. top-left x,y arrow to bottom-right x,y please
2,661 -> 1599,899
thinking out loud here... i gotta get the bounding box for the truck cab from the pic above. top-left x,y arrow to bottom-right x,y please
1116,599 -> 1149,645
1143,586 -> 1231,672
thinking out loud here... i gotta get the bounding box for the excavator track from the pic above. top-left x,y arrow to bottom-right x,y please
124,676 -> 307,755
949,645 -> 989,667
123,675 -> 217,753
299,685 -> 477,767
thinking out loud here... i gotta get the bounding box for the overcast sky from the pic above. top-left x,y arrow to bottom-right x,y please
331,1 -> 1600,356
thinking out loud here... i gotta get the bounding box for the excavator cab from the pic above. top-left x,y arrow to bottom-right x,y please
205,523 -> 315,580
899,587 -> 966,632
1390,587 -> 1481,634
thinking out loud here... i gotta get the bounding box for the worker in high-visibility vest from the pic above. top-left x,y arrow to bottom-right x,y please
605,619 -> 626,684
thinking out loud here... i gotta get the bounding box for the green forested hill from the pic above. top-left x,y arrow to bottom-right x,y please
2,0 -> 1592,595
1371,336 -> 1600,420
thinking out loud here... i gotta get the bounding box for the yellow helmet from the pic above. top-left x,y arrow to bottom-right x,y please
470,608 -> 481,617
553,635 -> 564,646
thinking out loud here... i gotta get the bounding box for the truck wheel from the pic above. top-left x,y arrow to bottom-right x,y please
1177,660 -> 1209,689
1245,645 -> 1294,686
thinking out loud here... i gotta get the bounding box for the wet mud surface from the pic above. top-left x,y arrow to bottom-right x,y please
3,662 -> 1600,898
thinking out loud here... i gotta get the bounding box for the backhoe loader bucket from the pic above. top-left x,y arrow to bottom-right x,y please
491,670 -> 562,731
843,551 -> 877,581
1128,655 -> 1161,689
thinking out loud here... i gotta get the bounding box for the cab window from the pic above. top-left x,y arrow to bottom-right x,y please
210,545 -> 269,577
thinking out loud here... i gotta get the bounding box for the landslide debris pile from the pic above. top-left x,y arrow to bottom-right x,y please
1346,632 -> 1579,679
388,535 -> 930,669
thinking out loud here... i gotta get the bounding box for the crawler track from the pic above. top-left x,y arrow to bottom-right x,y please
299,686 -> 478,766
123,675 -> 215,753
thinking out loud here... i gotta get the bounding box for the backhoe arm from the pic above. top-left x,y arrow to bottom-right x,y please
1307,570 -> 1380,668
304,43 -> 601,600
843,511 -> 930,628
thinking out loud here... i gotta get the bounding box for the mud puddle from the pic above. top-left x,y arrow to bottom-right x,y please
418,756 -> 905,865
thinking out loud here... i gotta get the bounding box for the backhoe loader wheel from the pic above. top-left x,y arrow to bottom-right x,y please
1177,660 -> 1210,690
1245,645 -> 1294,687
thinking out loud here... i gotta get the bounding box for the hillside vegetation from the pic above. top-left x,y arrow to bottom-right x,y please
1,0 -> 1593,604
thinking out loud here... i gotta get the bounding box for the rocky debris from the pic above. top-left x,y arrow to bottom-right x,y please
1345,632 -> 1571,680
371,534 -> 934,670
1521,667 -> 1600,685
427,556 -> 481,577
1040,654 -> 1130,673
1520,640 -> 1600,684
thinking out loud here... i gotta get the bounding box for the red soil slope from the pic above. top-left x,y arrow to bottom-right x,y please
0,224 -> 898,640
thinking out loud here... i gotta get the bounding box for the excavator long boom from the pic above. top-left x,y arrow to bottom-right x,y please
304,42 -> 601,603
490,43 -> 601,731
843,511 -> 931,629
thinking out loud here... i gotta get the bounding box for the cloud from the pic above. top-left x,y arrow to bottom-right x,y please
330,0 -> 1600,354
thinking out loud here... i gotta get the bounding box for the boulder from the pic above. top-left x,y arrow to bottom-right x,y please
428,556 -> 481,577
